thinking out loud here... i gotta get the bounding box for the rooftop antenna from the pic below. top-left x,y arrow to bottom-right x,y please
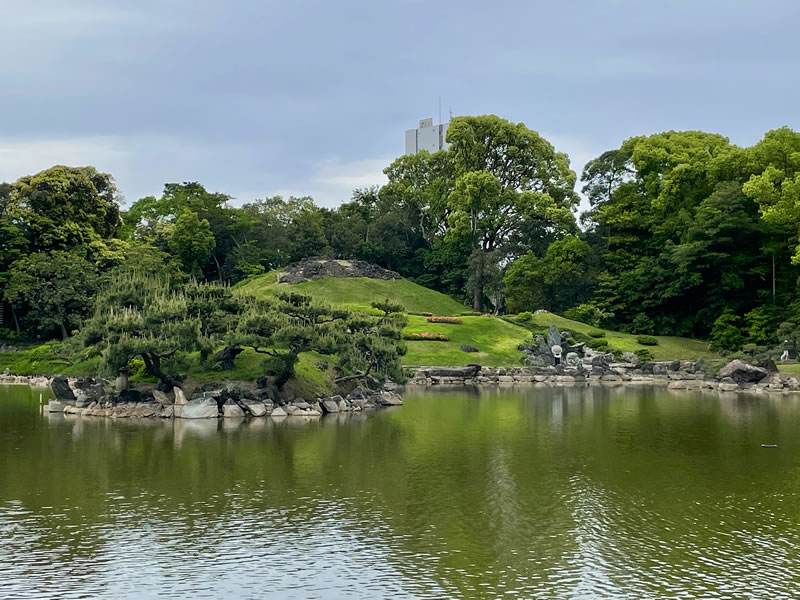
449,105 -> 453,121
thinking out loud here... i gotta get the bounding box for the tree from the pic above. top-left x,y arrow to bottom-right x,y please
81,273 -> 215,387
8,166 -> 120,258
710,310 -> 745,353
5,251 -> 99,339
168,210 -> 216,277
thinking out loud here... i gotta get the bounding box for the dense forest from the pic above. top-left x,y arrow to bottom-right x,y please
3,114 -> 800,357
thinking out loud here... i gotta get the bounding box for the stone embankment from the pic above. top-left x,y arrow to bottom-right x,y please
27,375 -> 403,419
409,359 -> 800,394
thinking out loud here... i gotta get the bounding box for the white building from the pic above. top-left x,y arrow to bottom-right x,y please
404,118 -> 450,155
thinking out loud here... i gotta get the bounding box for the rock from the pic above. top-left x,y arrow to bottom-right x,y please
152,390 -> 173,406
271,405 -> 288,417
131,402 -> 159,418
46,400 -> 66,413
180,398 -> 219,419
754,358 -> 779,374
320,398 -> 340,414
276,257 -> 402,284
337,398 -> 349,411
293,400 -> 312,410
118,389 -> 142,403
241,400 -> 267,417
591,355 -> 610,370
623,352 -> 641,367
303,409 -> 322,417
652,364 -> 668,376
669,360 -> 681,372
161,405 -> 175,418
50,375 -> 75,401
719,359 -> 768,384
348,386 -> 370,400
546,325 -> 562,349
173,387 -> 188,405
565,352 -> 582,368
460,344 -> 479,353
420,365 -> 481,378
377,391 -> 404,406
222,399 -> 245,418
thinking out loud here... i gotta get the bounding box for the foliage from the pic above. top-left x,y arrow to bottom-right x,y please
635,348 -> 655,362
631,313 -> 656,336
563,302 -> 614,329
710,310 -> 745,353
408,311 -> 434,317
4,251 -> 99,339
514,311 -> 533,323
588,330 -> 606,338
636,335 -> 658,346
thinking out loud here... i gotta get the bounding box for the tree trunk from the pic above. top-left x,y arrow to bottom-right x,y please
273,351 -> 298,389
212,253 -> 223,283
472,251 -> 484,312
59,322 -> 68,340
772,254 -> 776,302
10,305 -> 20,336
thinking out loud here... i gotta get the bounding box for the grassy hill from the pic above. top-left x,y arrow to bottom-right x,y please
237,270 -> 467,315
237,271 -> 717,365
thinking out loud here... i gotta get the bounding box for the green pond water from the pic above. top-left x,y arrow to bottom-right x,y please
2,384 -> 800,599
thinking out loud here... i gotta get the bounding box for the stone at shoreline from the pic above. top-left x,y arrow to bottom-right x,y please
153,390 -> 173,406
131,402 -> 159,418
652,364 -> 668,375
118,389 -> 142,403
46,400 -> 66,412
377,391 -> 404,406
240,400 -> 267,417
222,399 -> 245,418
623,352 -> 641,367
180,398 -> 219,419
669,360 -> 681,371
271,405 -> 288,417
719,359 -> 768,384
173,387 -> 188,405
50,375 -> 75,401
320,398 -> 340,414
420,365 -> 481,378
755,358 -> 779,374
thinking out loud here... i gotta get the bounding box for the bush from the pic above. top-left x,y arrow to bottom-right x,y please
408,311 -> 433,317
0,327 -> 19,342
636,335 -> 658,346
427,317 -> 462,324
710,309 -> 744,353
631,313 -> 656,335
563,302 -> 615,328
588,329 -> 606,338
403,332 -> 449,341
635,348 -> 654,362
586,337 -> 609,350
515,312 -> 533,323
459,311 -> 481,317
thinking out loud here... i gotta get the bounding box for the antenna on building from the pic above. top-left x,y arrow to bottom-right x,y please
449,105 -> 453,121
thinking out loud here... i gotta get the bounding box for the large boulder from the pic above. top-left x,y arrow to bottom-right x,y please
754,358 -> 779,374
320,398 -> 341,414
173,387 -> 188,405
180,398 -> 219,419
152,390 -> 173,406
118,389 -> 142,404
546,325 -> 562,349
241,400 -> 267,417
422,365 -> 481,378
622,352 -> 641,367
50,376 -> 75,401
564,352 -> 582,368
719,359 -> 768,384
222,399 -> 245,418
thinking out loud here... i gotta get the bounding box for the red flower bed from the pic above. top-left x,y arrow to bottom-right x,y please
403,332 -> 450,341
426,316 -> 463,324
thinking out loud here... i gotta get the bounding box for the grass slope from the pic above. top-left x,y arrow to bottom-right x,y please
529,313 -> 716,361
237,271 -> 467,315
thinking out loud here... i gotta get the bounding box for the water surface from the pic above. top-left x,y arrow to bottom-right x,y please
2,384 -> 800,599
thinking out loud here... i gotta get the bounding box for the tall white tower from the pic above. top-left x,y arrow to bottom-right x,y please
404,118 -> 450,155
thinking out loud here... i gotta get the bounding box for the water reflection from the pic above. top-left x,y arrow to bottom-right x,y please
2,384 -> 800,598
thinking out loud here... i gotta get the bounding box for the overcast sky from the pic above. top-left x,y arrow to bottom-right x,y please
1,0 -> 798,209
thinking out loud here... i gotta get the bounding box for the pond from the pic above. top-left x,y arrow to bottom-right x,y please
2,384 -> 800,599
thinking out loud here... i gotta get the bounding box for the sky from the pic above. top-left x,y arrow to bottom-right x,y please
1,0 -> 799,211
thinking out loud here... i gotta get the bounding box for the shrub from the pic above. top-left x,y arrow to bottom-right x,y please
710,309 -> 744,353
403,332 -> 449,341
636,335 -> 658,346
586,337 -> 609,350
427,317 -> 462,324
563,302 -> 615,328
459,311 -> 481,317
635,348 -> 654,362
515,311 -> 533,323
0,327 -> 19,342
408,311 -> 433,317
631,313 -> 656,335
588,329 -> 606,338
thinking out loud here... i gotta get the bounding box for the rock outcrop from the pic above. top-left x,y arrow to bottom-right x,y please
276,257 -> 402,284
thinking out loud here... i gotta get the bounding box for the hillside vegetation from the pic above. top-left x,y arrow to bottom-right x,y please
238,272 -> 715,365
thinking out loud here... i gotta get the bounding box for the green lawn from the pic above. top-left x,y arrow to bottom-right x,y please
237,271 -> 467,315
403,315 -> 531,367
528,312 -> 716,361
